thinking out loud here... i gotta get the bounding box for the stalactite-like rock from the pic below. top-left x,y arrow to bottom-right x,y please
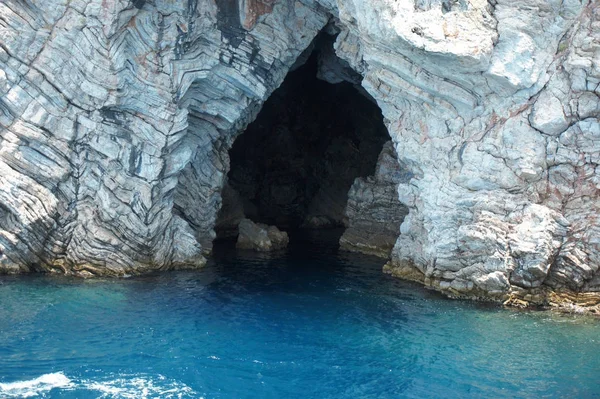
1,0 -> 599,311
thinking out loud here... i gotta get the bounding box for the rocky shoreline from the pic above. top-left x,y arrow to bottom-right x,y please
384,259 -> 600,315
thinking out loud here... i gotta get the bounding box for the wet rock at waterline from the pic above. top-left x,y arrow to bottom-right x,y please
1,0 -> 600,312
236,219 -> 289,252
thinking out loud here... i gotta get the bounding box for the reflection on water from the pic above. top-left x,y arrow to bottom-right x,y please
0,229 -> 599,398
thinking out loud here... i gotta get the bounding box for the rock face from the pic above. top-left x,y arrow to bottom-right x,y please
236,218 -> 289,251
340,142 -> 410,258
1,0 -> 600,311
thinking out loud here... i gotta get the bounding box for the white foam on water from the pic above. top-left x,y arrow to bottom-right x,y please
0,372 -> 200,399
0,372 -> 73,398
82,375 -> 200,399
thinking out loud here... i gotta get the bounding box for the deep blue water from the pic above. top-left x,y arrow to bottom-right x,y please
1,230 -> 599,398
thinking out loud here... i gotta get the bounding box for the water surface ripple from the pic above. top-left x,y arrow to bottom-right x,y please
1,231 -> 599,398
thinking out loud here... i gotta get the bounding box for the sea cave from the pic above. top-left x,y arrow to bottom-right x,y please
213,35 -> 409,257
1,0 -> 600,397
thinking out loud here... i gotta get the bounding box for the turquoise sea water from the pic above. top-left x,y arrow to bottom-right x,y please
1,231 -> 599,398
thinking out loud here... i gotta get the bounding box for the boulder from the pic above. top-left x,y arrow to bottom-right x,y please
236,219 -> 289,252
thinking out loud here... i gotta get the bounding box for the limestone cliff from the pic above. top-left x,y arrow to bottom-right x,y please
1,0 -> 599,312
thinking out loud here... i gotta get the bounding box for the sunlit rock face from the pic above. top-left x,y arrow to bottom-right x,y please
0,0 -> 328,276
1,0 -> 599,311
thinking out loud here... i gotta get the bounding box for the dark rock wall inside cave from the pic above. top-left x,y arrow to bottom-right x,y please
217,41 -> 390,235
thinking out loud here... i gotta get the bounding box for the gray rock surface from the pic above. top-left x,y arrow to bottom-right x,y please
236,218 -> 289,251
1,0 -> 600,311
340,142 -> 410,258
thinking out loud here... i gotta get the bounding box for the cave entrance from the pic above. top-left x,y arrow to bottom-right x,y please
215,34 -> 407,256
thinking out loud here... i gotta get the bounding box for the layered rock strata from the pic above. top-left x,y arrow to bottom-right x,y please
1,0 -> 600,311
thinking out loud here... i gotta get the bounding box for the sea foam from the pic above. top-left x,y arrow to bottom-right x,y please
0,372 -> 72,398
0,372 -> 200,399
82,374 -> 200,398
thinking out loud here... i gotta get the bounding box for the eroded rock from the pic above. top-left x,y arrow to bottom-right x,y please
236,218 -> 289,251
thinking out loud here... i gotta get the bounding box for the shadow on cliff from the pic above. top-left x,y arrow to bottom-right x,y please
216,34 -> 390,242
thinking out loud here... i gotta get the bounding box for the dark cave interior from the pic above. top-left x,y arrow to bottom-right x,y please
216,36 -> 390,237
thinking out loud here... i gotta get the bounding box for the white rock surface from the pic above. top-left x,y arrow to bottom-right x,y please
1,0 -> 599,310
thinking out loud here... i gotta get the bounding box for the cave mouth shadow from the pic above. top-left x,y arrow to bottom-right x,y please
215,33 -> 391,247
